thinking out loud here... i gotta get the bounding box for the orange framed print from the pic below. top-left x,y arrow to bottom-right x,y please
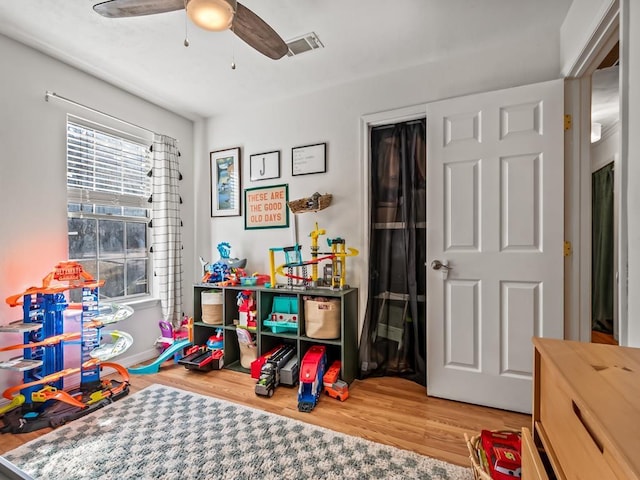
244,184 -> 289,229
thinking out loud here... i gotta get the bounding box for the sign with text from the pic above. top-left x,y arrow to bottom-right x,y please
292,142 -> 326,176
244,184 -> 290,230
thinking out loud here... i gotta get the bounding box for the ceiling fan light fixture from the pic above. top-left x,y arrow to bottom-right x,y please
186,0 -> 236,32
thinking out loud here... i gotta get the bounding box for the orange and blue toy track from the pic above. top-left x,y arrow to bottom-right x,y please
0,331 -> 81,352
5,261 -> 104,307
0,261 -> 131,434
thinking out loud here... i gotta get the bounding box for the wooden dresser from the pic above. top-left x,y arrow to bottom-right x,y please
522,338 -> 640,480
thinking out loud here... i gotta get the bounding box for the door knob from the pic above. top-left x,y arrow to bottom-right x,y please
431,260 -> 452,271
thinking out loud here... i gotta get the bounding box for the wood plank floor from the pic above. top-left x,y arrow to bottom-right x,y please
0,365 -> 531,467
592,329 -> 618,345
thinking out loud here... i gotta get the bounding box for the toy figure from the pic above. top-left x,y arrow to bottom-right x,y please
200,242 -> 247,284
237,290 -> 257,330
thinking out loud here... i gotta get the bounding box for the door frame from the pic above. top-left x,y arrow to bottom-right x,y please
564,1 -> 624,343
359,104 -> 427,324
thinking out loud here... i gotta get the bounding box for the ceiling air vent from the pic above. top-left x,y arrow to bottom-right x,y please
286,32 -> 324,57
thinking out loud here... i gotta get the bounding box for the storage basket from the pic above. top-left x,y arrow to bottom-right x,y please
288,193 -> 332,214
239,342 -> 258,369
304,298 -> 340,339
465,432 -> 492,480
201,290 -> 223,325
464,429 -> 521,480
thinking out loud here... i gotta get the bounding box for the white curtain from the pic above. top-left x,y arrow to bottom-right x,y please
151,135 -> 183,326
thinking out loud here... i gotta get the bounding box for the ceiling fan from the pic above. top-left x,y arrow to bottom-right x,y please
93,0 -> 288,60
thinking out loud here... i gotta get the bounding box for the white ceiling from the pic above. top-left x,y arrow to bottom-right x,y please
0,1 -> 575,120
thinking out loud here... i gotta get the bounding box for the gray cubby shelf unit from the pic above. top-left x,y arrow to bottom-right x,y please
193,284 -> 359,384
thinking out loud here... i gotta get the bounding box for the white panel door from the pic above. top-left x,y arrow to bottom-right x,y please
426,79 -> 564,413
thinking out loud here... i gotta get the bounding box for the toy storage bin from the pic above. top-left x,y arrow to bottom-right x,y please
238,342 -> 258,369
304,298 -> 341,339
465,432 -> 492,480
201,290 -> 223,325
464,429 -> 522,480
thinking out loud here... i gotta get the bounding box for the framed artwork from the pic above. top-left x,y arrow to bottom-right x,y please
210,147 -> 241,217
244,184 -> 289,230
292,142 -> 326,176
250,150 -> 280,181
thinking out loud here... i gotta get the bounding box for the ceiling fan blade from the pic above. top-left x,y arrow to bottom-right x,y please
93,0 -> 185,18
232,2 -> 288,60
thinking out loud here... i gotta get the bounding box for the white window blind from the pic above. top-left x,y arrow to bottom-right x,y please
66,120 -> 151,207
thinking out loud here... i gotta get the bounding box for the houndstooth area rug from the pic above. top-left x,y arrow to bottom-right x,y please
4,384 -> 473,480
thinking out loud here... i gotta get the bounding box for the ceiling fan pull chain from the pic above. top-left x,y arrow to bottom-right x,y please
183,0 -> 190,47
231,37 -> 236,70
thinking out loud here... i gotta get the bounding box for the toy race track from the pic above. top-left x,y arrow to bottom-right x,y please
0,361 -> 130,433
4,262 -> 104,307
0,262 -> 132,434
0,378 -> 129,434
0,331 -> 81,353
90,330 -> 134,361
274,254 -> 336,282
128,338 -> 192,374
267,223 -> 358,289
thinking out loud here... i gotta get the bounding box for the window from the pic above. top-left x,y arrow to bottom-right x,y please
66,117 -> 151,302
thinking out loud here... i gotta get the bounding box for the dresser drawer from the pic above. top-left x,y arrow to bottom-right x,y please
521,427 -> 549,480
538,356 -> 619,480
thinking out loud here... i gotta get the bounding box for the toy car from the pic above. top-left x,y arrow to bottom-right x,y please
480,430 -> 522,480
255,362 -> 276,397
323,360 -> 349,401
324,379 -> 349,401
298,346 -> 327,412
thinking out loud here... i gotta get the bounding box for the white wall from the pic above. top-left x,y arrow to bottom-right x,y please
197,28 -> 564,333
561,0 -> 618,76
0,34 -> 195,394
591,126 -> 620,171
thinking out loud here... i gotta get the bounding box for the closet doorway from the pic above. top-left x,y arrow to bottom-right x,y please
358,108 -> 427,386
564,2 -> 623,346
590,43 -> 620,345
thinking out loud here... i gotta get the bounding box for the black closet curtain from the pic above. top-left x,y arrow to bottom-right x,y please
592,162 -> 614,333
358,119 -> 427,385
